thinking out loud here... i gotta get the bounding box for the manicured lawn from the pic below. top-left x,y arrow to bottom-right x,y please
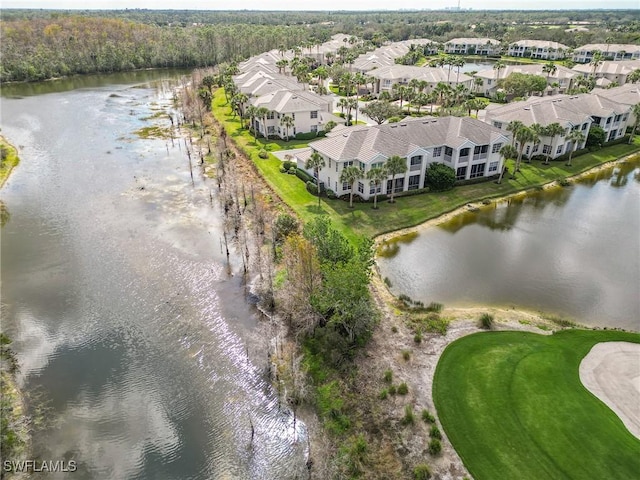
212,88 -> 640,243
433,330 -> 640,480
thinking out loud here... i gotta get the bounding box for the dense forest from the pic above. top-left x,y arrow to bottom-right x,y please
1,9 -> 639,83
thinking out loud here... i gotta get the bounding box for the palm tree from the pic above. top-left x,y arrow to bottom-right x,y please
493,60 -> 507,81
231,92 -> 248,122
276,59 -> 289,75
506,120 -> 525,147
544,123 -> 566,164
280,115 -> 294,141
453,56 -> 465,84
305,151 -> 326,207
256,106 -> 270,139
245,105 -> 259,139
384,155 -> 407,203
340,165 -> 362,208
565,130 -> 586,166
627,69 -> 640,84
528,123 -> 544,162
498,144 -> 518,184
591,50 -> 604,75
513,126 -> 534,175
337,97 -> 348,115
473,76 -> 484,94
366,166 -> 387,209
353,72 -> 367,123
628,103 -> 640,144
542,61 -> 557,82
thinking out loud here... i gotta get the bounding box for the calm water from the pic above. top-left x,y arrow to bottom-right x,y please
377,161 -> 640,331
0,71 -> 307,479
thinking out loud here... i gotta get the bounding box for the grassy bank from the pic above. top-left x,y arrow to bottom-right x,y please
1,136 -> 20,188
212,88 -> 640,243
433,329 -> 640,480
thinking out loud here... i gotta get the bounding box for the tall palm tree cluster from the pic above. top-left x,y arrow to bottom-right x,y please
502,120 -> 586,176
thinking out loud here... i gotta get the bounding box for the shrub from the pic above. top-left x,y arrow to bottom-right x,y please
387,116 -> 401,123
391,325 -> 398,333
295,167 -> 315,183
426,163 -> 456,191
414,332 -> 423,343
388,385 -> 397,395
402,350 -> 411,361
306,181 -> 319,195
429,425 -> 441,439
425,302 -> 443,313
422,409 -> 436,423
383,369 -> 393,383
258,148 -> 269,159
397,382 -> 409,395
279,166 -> 287,173
586,125 -> 606,148
325,189 -> 337,199
402,405 -> 415,425
384,277 -> 392,287
479,312 -> 494,330
379,388 -> 389,400
428,438 -> 442,455
273,213 -> 299,242
413,464 -> 432,480
282,160 -> 296,171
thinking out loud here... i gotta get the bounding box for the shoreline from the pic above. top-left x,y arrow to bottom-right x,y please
0,136 -> 21,189
375,152 -> 640,245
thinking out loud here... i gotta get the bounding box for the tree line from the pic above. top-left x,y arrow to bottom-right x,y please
2,10 -> 639,83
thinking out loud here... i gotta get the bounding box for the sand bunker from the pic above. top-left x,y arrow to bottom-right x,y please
579,341 -> 640,439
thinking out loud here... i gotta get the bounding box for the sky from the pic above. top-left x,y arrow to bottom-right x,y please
2,0 -> 639,11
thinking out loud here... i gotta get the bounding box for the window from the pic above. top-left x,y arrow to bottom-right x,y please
267,126 -> 275,134
369,183 -> 381,195
556,145 -> 563,154
623,114 -> 628,121
267,112 -> 275,120
386,178 -> 404,193
383,79 -> 392,87
459,148 -> 470,157
342,182 -> 350,191
492,143 -> 503,153
335,162 -> 338,172
310,125 -> 318,133
291,113 -> 296,120
456,166 -> 467,180
357,182 -> 364,194
526,145 -> 530,155
533,144 -> 539,153
358,161 -> 365,171
345,161 -> 354,167
614,114 -> 621,122
473,144 -> 488,159
488,161 -> 499,172
470,163 -> 485,178
372,162 -> 384,169
581,123 -> 588,131
433,147 -> 442,157
493,121 -> 502,129
408,175 -> 420,190
606,117 -> 612,125
310,111 -> 318,119
488,79 -> 492,85
444,146 -> 453,157
410,155 -> 423,165
543,144 -> 552,154
328,159 -> 332,169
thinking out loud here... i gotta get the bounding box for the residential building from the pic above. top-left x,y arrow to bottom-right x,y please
473,64 -> 579,97
367,65 -> 473,96
507,40 -> 569,60
484,93 -> 632,158
234,70 -> 304,97
572,60 -> 640,87
444,38 -> 501,56
249,89 -> 341,139
295,116 -> 509,200
592,83 -> 640,124
352,39 -> 437,73
573,44 -> 640,63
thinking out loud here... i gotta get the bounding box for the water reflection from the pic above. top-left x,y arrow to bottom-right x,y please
0,72 -> 307,479
377,160 -> 640,330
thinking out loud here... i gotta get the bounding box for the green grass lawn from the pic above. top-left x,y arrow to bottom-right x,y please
433,330 -> 640,480
212,88 -> 640,243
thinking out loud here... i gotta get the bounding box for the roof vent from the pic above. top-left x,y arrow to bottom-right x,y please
400,123 -> 407,127
390,125 -> 398,128
343,134 -> 348,137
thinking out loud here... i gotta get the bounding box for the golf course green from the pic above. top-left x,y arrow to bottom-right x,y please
433,329 -> 640,480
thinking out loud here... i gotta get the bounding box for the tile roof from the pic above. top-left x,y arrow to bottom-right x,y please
485,93 -> 629,127
251,90 -> 330,113
510,40 -> 569,50
572,60 -> 640,76
309,116 -> 506,163
591,83 -> 640,106
475,64 -> 578,81
367,65 -> 472,83
575,44 -> 640,53
446,37 -> 500,45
